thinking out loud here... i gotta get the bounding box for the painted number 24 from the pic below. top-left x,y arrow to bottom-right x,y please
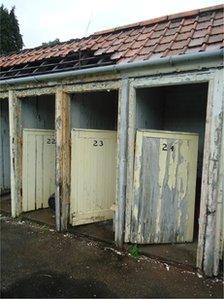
162,143 -> 174,151
93,140 -> 103,147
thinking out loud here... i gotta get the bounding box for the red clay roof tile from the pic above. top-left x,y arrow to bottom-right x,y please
169,20 -> 182,29
213,10 -> 223,19
160,35 -> 176,44
123,48 -> 140,58
110,52 -> 123,60
189,37 -> 205,47
193,29 -> 209,38
198,13 -> 215,23
211,25 -> 224,35
213,18 -> 223,26
138,46 -> 155,55
176,32 -> 192,41
154,43 -> 170,53
184,17 -> 197,25
181,24 -> 196,33
0,4 -> 223,74
196,21 -> 212,30
171,40 -> 189,50
151,29 -> 166,39
165,27 -> 179,35
208,34 -> 223,43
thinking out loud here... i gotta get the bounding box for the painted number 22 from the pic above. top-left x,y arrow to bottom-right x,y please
47,138 -> 56,144
93,140 -> 103,147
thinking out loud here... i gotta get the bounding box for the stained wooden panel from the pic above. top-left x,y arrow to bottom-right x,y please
0,100 -> 10,194
22,129 -> 55,212
70,129 -> 117,226
130,130 -> 198,244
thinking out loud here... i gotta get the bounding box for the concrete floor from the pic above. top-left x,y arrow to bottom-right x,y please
1,215 -> 223,298
139,242 -> 197,268
1,194 -> 197,268
0,194 -> 11,214
0,194 -> 114,242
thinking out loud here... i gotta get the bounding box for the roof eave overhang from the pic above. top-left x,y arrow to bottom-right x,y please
0,49 -> 223,87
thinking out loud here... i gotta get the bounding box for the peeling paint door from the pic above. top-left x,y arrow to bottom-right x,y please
70,129 -> 117,226
130,130 -> 198,244
22,129 -> 55,212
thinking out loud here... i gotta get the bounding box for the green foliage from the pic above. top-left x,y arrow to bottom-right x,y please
129,244 -> 140,258
42,38 -> 60,48
0,5 -> 23,55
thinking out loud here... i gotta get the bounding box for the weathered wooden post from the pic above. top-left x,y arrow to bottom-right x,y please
115,79 -> 129,246
55,88 -> 71,231
8,90 -> 22,217
197,69 -> 224,276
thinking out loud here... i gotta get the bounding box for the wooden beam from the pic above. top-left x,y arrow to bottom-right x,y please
64,80 -> 119,94
15,87 -> 56,98
55,88 -> 71,231
197,69 -> 224,276
8,90 -> 22,217
125,82 -> 136,242
0,92 -> 8,99
115,79 -> 129,246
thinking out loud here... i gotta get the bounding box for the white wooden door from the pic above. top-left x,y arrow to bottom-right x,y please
22,129 -> 55,212
70,129 -> 117,226
129,130 -> 199,244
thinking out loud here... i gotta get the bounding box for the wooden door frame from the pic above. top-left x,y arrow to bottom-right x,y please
125,69 -> 224,276
55,80 -> 129,247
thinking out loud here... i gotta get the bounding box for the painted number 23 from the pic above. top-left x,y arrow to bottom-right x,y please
93,140 -> 103,147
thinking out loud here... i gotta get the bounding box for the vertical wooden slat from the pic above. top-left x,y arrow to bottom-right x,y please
197,69 -> 224,276
9,90 -> 22,217
55,88 -> 71,231
125,83 -> 136,242
115,79 -> 129,246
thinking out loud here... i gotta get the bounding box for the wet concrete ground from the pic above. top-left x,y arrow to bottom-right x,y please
1,215 -> 223,298
0,194 -> 197,267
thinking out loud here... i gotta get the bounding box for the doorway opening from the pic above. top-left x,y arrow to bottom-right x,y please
20,95 -> 55,226
69,90 -> 118,243
130,83 -> 208,267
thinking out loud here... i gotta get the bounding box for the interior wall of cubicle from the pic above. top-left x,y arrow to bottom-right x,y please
0,99 -> 10,195
70,91 -> 118,130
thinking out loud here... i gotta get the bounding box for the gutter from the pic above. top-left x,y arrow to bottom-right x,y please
0,49 -> 223,86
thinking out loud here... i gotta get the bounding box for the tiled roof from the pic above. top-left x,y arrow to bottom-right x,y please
0,4 -> 223,79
